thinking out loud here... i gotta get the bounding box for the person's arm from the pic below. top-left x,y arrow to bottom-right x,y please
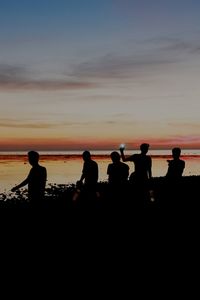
43,168 -> 47,185
126,165 -> 130,179
148,168 -> 152,179
148,158 -> 152,179
79,163 -> 86,183
107,164 -> 110,175
11,177 -> 29,192
120,148 -> 133,162
79,173 -> 85,182
181,160 -> 185,175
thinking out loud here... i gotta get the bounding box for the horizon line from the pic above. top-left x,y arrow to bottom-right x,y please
0,147 -> 200,152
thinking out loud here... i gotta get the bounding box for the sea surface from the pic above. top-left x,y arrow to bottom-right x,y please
0,149 -> 199,193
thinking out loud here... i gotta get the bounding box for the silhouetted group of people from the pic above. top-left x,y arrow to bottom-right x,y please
10,144 -> 185,207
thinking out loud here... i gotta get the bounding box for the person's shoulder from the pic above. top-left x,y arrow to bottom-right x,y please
38,165 -> 47,174
121,162 -> 129,168
39,165 -> 46,170
90,159 -> 98,169
180,159 -> 185,165
129,154 -> 136,160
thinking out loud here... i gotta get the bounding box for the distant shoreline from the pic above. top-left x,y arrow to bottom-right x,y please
0,153 -> 200,160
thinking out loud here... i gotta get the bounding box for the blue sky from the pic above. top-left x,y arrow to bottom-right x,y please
0,0 -> 200,150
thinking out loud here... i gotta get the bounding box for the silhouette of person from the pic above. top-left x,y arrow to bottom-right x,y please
120,143 -> 152,206
107,151 -> 129,208
11,151 -> 47,206
79,151 -> 98,185
166,147 -> 185,179
107,151 -> 129,185
76,151 -> 99,207
164,147 -> 185,209
120,143 -> 152,181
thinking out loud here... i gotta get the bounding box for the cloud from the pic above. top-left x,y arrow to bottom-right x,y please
0,64 -> 95,91
167,121 -> 200,129
71,53 -> 174,79
0,119 -> 58,129
145,36 -> 200,54
0,119 -> 123,129
143,135 -> 200,148
71,34 -> 200,80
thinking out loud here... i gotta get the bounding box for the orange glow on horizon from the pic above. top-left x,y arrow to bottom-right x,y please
0,136 -> 199,151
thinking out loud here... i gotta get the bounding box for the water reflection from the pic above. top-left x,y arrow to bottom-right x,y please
0,152 -> 199,192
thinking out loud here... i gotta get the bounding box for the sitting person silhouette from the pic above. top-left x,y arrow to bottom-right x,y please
11,151 -> 47,205
166,147 -> 185,178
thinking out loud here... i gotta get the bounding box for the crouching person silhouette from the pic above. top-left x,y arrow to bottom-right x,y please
11,151 -> 47,208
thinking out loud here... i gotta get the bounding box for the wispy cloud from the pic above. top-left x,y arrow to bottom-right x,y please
0,118 -> 125,129
0,64 -> 95,91
167,121 -> 200,130
145,36 -> 200,54
70,34 -> 200,80
144,135 -> 200,149
71,53 -> 174,79
0,118 -> 60,129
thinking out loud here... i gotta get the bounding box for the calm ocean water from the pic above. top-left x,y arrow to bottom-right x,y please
0,149 -> 200,193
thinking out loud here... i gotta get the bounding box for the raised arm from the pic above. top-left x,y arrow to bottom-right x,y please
120,147 -> 133,162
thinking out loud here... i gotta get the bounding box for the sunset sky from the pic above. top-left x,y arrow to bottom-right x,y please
0,0 -> 200,150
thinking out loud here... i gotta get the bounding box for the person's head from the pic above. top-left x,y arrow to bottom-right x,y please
82,150 -> 91,162
172,147 -> 181,159
28,151 -> 39,166
140,143 -> 149,154
110,151 -> 120,163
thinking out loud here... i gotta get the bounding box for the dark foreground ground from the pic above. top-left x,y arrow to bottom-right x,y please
1,176 -> 199,270
0,176 -> 199,211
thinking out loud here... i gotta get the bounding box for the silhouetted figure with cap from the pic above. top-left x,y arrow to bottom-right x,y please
11,151 -> 47,207
120,143 -> 152,207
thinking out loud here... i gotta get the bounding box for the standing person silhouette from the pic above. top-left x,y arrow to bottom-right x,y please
120,143 -> 152,206
166,147 -> 185,179
79,151 -> 98,185
107,151 -> 129,185
164,147 -> 185,209
75,151 -> 99,208
120,143 -> 152,181
11,151 -> 47,206
107,151 -> 129,209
